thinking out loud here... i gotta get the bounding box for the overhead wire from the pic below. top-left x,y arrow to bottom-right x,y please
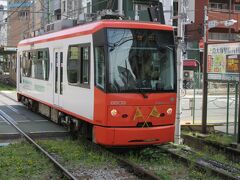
0,0 -> 29,23
3,0 -> 119,46
2,0 -> 117,23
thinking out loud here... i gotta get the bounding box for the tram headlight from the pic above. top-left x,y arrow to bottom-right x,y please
167,108 -> 173,115
111,109 -> 118,117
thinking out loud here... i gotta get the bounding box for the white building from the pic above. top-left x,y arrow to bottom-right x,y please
61,0 -> 91,20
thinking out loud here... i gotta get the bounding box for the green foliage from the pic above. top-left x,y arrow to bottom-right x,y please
38,139 -> 117,169
0,141 -> 59,179
0,82 -> 16,91
182,130 -> 235,145
206,133 -> 235,145
125,146 -> 220,180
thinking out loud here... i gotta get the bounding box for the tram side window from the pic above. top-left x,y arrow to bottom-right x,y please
81,47 -> 90,84
22,49 -> 49,80
22,51 -> 32,77
32,49 -> 49,80
68,46 -> 80,84
95,47 -> 105,89
67,44 -> 90,87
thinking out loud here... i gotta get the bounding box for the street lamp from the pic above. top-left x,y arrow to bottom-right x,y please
208,19 -> 237,29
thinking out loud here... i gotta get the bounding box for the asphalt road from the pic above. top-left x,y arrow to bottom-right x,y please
181,94 -> 238,134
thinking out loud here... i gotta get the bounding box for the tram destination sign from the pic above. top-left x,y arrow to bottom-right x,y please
207,42 -> 240,81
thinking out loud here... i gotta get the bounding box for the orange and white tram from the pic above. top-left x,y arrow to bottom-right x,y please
17,20 -> 177,146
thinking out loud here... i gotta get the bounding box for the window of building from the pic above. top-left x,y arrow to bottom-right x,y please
18,10 -> 29,20
133,3 -> 149,11
235,4 -> 240,12
62,1 -> 66,12
67,44 -> 90,88
208,32 -> 239,41
87,2 -> 91,13
209,3 -> 228,11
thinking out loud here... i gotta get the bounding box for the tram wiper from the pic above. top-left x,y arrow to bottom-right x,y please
109,38 -> 133,52
137,87 -> 149,99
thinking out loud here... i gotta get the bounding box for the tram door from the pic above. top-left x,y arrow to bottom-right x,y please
53,49 -> 64,107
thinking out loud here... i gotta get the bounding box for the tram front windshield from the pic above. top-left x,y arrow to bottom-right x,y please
107,28 -> 175,93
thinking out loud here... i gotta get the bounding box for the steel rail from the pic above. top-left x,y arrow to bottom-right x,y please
182,134 -> 240,163
80,138 -> 161,180
0,92 -> 160,179
113,154 -> 161,180
158,145 -> 240,180
0,110 -> 77,180
2,92 -> 239,179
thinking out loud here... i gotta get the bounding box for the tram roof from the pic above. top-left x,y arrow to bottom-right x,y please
18,20 -> 174,47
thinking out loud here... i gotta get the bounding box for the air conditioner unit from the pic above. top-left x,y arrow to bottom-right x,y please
183,70 -> 194,79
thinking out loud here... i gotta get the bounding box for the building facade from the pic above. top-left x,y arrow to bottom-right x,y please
7,0 -> 175,43
186,0 -> 240,65
7,0 -> 32,46
60,0 -> 165,22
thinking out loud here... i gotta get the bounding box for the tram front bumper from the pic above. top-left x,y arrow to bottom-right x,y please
93,125 -> 175,146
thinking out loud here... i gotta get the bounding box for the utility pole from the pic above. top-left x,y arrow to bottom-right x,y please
202,6 -> 208,134
134,4 -> 139,20
46,0 -> 50,24
175,0 -> 184,144
228,0 -> 232,40
118,0 -> 123,15
32,0 -> 35,36
238,80 -> 240,143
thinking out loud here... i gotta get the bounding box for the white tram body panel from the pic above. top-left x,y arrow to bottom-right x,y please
17,34 -> 94,121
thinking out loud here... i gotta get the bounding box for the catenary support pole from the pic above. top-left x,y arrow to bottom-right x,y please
193,75 -> 196,124
226,82 -> 230,134
202,6 -> 208,134
47,0 -> 50,24
118,0 -> 123,15
234,82 -> 238,137
237,80 -> 240,143
228,0 -> 232,40
32,0 -> 35,36
175,0 -> 184,144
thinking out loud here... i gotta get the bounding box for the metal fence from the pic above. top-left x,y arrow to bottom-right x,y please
182,72 -> 239,136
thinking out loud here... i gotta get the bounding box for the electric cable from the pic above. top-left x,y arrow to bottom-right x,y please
0,0 -> 29,23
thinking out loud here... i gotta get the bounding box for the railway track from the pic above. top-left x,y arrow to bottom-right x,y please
0,109 -> 78,180
182,133 -> 240,163
76,133 -> 239,179
158,144 -> 240,180
80,138 -> 161,180
2,91 -> 239,179
0,92 -> 160,179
